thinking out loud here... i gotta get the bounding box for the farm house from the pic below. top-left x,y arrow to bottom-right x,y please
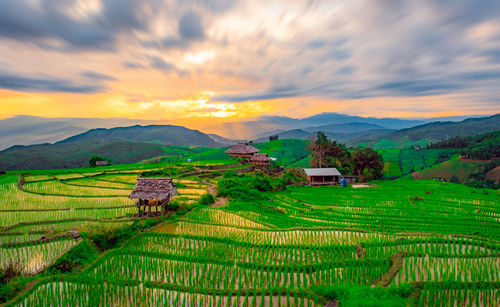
304,168 -> 342,185
129,178 -> 178,216
225,142 -> 260,162
94,160 -> 111,166
250,153 -> 271,169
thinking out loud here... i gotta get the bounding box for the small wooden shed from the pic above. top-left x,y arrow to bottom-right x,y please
95,160 -> 111,166
304,168 -> 342,185
225,142 -> 260,162
250,153 -> 271,169
129,178 -> 178,216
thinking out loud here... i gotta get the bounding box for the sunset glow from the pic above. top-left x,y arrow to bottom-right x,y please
0,0 -> 498,134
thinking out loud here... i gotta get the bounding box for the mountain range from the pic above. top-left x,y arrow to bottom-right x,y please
0,113 -> 498,171
0,113 -> 486,150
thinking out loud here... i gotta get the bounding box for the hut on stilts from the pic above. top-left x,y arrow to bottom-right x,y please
129,178 -> 178,216
225,142 -> 260,163
250,153 -> 271,170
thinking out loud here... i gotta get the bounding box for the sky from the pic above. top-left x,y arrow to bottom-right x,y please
0,0 -> 499,129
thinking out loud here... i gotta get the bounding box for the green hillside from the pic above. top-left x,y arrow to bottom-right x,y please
254,139 -> 310,165
379,148 -> 457,178
414,155 -> 489,182
0,141 -> 171,171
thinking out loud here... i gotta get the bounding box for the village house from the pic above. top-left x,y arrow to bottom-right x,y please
304,168 -> 342,185
225,142 -> 260,162
129,178 -> 178,216
94,160 -> 111,166
250,153 -> 271,170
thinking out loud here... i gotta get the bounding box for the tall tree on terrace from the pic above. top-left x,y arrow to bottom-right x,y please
308,132 -> 353,174
352,147 -> 384,181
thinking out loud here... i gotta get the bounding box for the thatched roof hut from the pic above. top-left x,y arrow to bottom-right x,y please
225,142 -> 260,162
225,143 -> 260,155
250,153 -> 271,162
129,178 -> 178,200
130,178 -> 178,216
250,153 -> 271,169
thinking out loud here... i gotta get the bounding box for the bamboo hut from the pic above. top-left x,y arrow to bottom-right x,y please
250,153 -> 271,170
225,142 -> 260,162
129,178 -> 178,216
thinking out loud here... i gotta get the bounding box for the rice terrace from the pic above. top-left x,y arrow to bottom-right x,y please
1,137 -> 499,306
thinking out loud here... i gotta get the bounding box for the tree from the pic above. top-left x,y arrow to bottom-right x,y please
352,147 -> 384,182
308,132 -> 352,173
89,155 -> 111,167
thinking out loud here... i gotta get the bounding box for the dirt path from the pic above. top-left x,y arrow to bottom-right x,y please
211,197 -> 228,208
207,183 -> 217,196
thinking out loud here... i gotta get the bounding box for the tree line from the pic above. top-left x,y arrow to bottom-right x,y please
427,129 -> 500,160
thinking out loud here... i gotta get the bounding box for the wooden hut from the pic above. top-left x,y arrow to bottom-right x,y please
129,178 -> 178,216
250,153 -> 271,170
225,142 -> 260,162
304,168 -> 342,185
95,160 -> 111,166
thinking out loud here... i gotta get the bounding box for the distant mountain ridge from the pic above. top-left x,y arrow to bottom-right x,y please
0,115 -> 167,150
0,125 -> 223,171
358,114 -> 500,146
0,113 -> 494,150
57,124 -> 221,147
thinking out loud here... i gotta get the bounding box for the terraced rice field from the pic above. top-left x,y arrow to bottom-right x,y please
2,164 -> 500,306
0,167 -> 209,276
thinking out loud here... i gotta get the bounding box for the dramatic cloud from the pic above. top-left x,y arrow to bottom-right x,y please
0,0 -> 498,119
81,71 -> 117,81
0,73 -> 105,93
179,12 -> 205,41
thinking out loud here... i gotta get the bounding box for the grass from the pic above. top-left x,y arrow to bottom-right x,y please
415,155 -> 490,182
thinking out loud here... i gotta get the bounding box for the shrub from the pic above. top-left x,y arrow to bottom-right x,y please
251,175 -> 273,192
217,177 -> 264,201
312,284 -> 413,307
222,170 -> 237,178
47,240 -> 99,274
199,194 -> 215,206
0,266 -> 26,304
168,200 -> 180,211
90,220 -> 157,250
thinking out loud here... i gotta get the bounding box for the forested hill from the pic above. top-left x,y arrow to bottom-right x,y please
428,129 -> 500,160
0,125 -> 224,171
58,125 -> 222,147
357,114 -> 500,145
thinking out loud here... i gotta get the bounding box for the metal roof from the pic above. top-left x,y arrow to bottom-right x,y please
304,168 -> 342,176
